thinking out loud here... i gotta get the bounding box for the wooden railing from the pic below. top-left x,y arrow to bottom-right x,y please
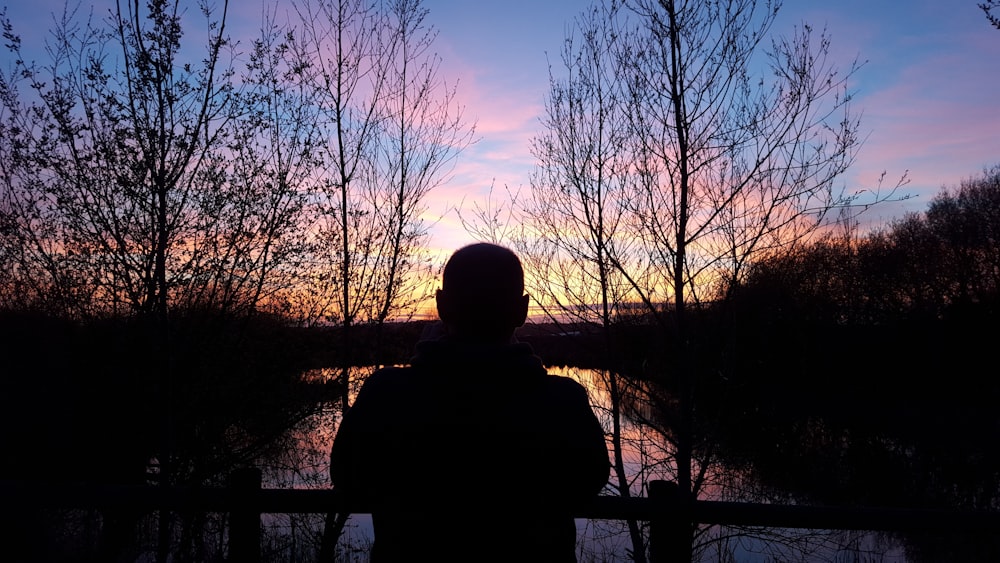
4,470 -> 1000,562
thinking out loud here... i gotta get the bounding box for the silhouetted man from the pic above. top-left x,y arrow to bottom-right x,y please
330,242 -> 610,562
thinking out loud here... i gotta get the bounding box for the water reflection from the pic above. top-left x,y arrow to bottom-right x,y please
549,366 -> 676,497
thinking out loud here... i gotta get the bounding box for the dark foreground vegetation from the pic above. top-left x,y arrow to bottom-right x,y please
712,166 -> 1000,561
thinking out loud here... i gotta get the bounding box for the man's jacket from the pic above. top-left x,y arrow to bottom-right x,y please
330,337 -> 611,562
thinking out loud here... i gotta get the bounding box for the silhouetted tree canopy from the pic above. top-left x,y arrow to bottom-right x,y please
712,164 -> 1000,561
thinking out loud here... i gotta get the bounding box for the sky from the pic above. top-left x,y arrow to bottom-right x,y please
418,0 -> 1000,255
2,0 -> 999,259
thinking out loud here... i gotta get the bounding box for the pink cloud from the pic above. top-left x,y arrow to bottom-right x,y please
850,47 -> 1000,212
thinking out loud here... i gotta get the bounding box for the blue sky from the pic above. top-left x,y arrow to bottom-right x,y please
3,0 -> 998,255
420,0 -> 1000,250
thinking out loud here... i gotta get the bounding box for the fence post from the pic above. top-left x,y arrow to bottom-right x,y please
229,467 -> 262,563
649,480 -> 689,563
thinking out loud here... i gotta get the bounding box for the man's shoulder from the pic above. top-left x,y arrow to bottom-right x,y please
352,366 -> 419,399
542,371 -> 584,387
539,372 -> 592,402
345,367 -> 429,424
365,365 -> 412,382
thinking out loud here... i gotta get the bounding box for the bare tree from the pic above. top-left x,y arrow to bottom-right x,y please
192,9 -> 325,318
0,0 -> 243,320
613,0 -> 904,539
285,0 -> 474,558
366,0 -> 475,349
481,0 -> 905,560
520,3 -> 652,560
982,0 -> 1000,29
290,0 -> 471,400
0,13 -> 239,549
0,2 -> 335,560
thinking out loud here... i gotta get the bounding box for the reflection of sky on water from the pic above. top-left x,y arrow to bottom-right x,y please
550,367 -> 676,497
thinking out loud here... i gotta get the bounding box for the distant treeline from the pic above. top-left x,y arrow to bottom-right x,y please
720,166 -> 1000,519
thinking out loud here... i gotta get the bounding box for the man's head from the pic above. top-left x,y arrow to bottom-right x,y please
435,243 -> 529,343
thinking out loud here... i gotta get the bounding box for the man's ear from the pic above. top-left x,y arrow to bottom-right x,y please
435,289 -> 454,323
512,293 -> 530,328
